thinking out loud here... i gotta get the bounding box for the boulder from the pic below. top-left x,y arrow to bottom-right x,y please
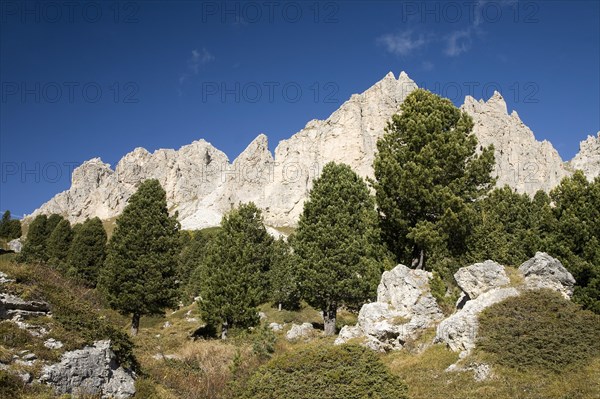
269,322 -> 283,332
454,260 -> 510,300
446,362 -> 493,382
8,238 -> 22,253
0,293 -> 50,320
518,252 -> 575,299
335,264 -> 443,351
0,271 -> 15,284
40,340 -> 135,399
435,287 -> 519,356
285,323 -> 314,341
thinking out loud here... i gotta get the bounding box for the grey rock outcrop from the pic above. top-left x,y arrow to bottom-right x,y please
435,253 -> 576,357
446,362 -> 493,382
0,293 -> 50,320
335,264 -> 443,351
454,260 -> 510,300
40,340 -> 135,399
518,252 -> 576,299
8,238 -> 22,253
570,132 -> 600,180
285,322 -> 315,341
435,287 -> 520,355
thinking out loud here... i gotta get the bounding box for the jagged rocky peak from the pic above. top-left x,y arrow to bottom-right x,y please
27,72 -> 595,229
461,91 -> 569,195
71,158 -> 113,187
570,132 -> 600,180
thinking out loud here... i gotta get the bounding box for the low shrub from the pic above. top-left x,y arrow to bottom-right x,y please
234,343 -> 409,399
477,289 -> 600,372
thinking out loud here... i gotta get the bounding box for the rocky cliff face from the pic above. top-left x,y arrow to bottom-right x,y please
461,92 -> 570,195
570,132 -> 600,180
27,72 -> 599,228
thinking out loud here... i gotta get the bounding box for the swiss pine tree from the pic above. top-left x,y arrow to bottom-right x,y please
372,89 -> 495,276
196,203 -> 273,339
0,210 -> 21,240
19,214 -> 48,262
100,179 -> 180,335
47,219 -> 73,269
66,217 -> 107,286
269,238 -> 300,311
292,162 -> 387,336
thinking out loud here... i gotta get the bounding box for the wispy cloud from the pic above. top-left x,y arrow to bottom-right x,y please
444,29 -> 472,57
179,48 -> 214,85
377,31 -> 427,56
421,61 -> 434,71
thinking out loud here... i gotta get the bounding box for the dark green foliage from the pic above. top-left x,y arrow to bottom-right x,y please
45,214 -> 64,237
466,186 -> 536,266
100,179 -> 180,334
178,229 -> 214,304
0,210 -> 22,240
549,172 -> 600,312
66,217 -> 107,286
269,238 -> 300,310
235,343 -> 409,399
19,214 -> 48,262
196,203 -> 274,335
251,324 -> 277,360
477,289 -> 600,372
293,162 -> 388,334
46,219 -> 73,268
372,89 -> 495,276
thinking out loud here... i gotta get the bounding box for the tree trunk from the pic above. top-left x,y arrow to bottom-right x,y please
221,321 -> 229,340
131,313 -> 140,336
323,304 -> 337,336
412,247 -> 425,270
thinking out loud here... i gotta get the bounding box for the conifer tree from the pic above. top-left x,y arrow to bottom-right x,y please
47,219 -> 73,269
372,88 -> 495,276
66,217 -> 107,286
0,210 -> 21,240
269,238 -> 300,311
293,162 -> 387,336
196,203 -> 273,339
99,179 -> 180,335
19,214 -> 48,262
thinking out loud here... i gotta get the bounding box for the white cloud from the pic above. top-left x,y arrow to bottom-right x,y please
377,31 -> 427,56
179,48 -> 214,85
421,61 -> 434,71
444,29 -> 472,57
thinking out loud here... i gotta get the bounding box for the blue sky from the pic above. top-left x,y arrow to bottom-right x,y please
1,0 -> 599,218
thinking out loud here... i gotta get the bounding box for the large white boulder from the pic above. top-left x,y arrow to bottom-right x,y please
335,264 -> 443,351
40,340 -> 135,399
518,252 -> 576,299
454,260 -> 510,300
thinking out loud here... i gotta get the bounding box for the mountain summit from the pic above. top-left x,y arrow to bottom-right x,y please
28,72 -> 599,229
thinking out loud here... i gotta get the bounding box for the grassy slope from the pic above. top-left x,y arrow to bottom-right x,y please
1,254 -> 599,399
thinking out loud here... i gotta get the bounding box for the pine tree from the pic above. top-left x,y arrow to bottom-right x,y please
66,217 -> 107,286
19,214 -> 48,262
196,203 -> 273,339
269,238 -> 300,311
46,214 -> 64,237
99,179 -> 180,335
549,172 -> 600,312
0,210 -> 10,237
46,219 -> 74,270
178,229 -> 214,304
0,210 -> 22,241
292,162 -> 388,336
372,88 -> 495,276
